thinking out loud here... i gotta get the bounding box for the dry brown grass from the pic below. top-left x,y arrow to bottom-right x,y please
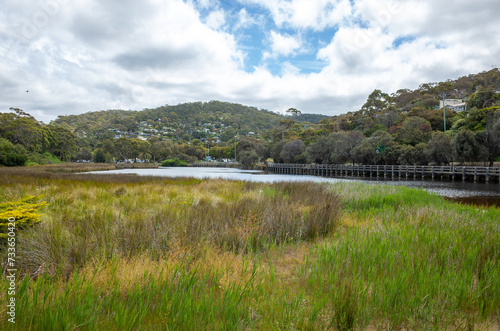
0,168 -> 341,279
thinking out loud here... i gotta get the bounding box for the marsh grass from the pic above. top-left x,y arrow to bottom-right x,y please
0,168 -> 499,330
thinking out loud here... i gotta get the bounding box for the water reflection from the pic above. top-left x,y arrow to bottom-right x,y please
87,167 -> 500,204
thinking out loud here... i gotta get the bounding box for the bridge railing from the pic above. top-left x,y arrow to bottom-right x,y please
265,163 -> 500,182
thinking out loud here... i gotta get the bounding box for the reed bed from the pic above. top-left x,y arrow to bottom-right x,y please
0,168 -> 499,330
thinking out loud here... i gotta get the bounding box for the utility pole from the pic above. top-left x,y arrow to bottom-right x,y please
234,133 -> 239,162
441,93 -> 446,132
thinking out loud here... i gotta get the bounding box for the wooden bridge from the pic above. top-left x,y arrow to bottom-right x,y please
266,163 -> 500,183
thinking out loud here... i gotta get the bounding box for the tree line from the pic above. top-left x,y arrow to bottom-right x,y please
1,70 -> 500,167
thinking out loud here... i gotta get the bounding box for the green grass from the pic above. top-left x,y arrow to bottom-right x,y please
0,166 -> 499,330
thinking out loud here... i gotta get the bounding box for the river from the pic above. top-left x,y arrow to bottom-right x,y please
87,167 -> 500,207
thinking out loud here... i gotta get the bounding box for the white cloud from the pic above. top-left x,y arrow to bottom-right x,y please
264,30 -> 302,59
1,0 -> 500,123
205,9 -> 226,30
237,0 -> 354,30
234,8 -> 257,30
195,0 -> 218,10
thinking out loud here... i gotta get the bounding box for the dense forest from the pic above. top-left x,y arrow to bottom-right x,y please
1,69 -> 500,167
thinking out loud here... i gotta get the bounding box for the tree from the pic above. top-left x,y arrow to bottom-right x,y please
100,139 -> 115,155
408,107 -> 457,132
0,138 -> 28,166
131,139 -> 151,161
47,126 -> 78,161
75,148 -> 92,162
183,145 -> 204,160
384,143 -> 405,165
239,150 -> 259,167
378,107 -> 402,129
1,110 -> 43,152
330,131 -> 364,164
352,131 -> 395,165
425,132 -> 452,165
451,129 -> 487,164
360,89 -> 391,115
150,139 -> 173,162
220,127 -> 236,143
280,140 -> 305,163
236,137 -> 264,164
476,111 -> 500,166
94,149 -> 106,163
306,136 -> 332,164
408,143 -> 428,165
286,108 -> 302,116
114,137 -> 134,162
394,116 -> 432,145
268,140 -> 286,163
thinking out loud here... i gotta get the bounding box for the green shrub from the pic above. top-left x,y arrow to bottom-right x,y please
161,158 -> 188,167
94,148 -> 106,163
26,152 -> 62,166
0,138 -> 28,166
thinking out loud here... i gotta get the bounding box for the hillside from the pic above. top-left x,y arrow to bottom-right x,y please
52,101 -> 327,143
2,70 -> 499,167
322,68 -> 500,134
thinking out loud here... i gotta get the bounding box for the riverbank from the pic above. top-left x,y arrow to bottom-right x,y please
1,170 -> 499,329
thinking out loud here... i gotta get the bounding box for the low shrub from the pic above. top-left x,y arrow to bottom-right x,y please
0,195 -> 47,241
161,158 -> 188,167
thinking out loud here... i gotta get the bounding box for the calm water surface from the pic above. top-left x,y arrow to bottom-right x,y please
87,167 -> 500,206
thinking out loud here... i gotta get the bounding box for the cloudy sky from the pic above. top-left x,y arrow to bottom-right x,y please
1,0 -> 499,123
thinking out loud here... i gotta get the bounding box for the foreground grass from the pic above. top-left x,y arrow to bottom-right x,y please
0,168 -> 499,330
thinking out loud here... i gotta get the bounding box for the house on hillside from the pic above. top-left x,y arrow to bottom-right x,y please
438,99 -> 467,112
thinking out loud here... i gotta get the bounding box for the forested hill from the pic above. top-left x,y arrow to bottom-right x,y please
52,101 -> 327,139
324,68 -> 500,132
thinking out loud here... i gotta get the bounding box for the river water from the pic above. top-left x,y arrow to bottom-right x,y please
87,167 -> 500,207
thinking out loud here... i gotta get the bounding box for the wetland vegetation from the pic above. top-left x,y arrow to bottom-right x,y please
0,165 -> 499,330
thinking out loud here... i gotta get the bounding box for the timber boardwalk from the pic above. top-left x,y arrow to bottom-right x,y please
266,163 -> 500,183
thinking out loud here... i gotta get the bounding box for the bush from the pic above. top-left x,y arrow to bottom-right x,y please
25,152 -> 62,166
0,138 -> 28,166
161,158 -> 188,167
94,149 -> 106,163
0,195 -> 47,241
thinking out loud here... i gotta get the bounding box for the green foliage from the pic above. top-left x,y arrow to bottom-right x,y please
452,129 -> 487,164
94,148 -> 106,163
279,140 -> 305,163
26,152 -> 62,166
160,158 -> 188,167
238,150 -> 259,167
394,116 -> 432,145
0,138 -> 28,166
425,131 -> 452,165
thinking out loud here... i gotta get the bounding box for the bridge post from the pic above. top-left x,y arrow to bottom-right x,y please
486,167 -> 489,183
474,167 -> 477,182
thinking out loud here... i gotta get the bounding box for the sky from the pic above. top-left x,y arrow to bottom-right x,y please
1,0 -> 500,123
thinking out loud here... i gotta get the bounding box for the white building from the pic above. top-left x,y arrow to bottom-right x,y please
438,99 -> 467,112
